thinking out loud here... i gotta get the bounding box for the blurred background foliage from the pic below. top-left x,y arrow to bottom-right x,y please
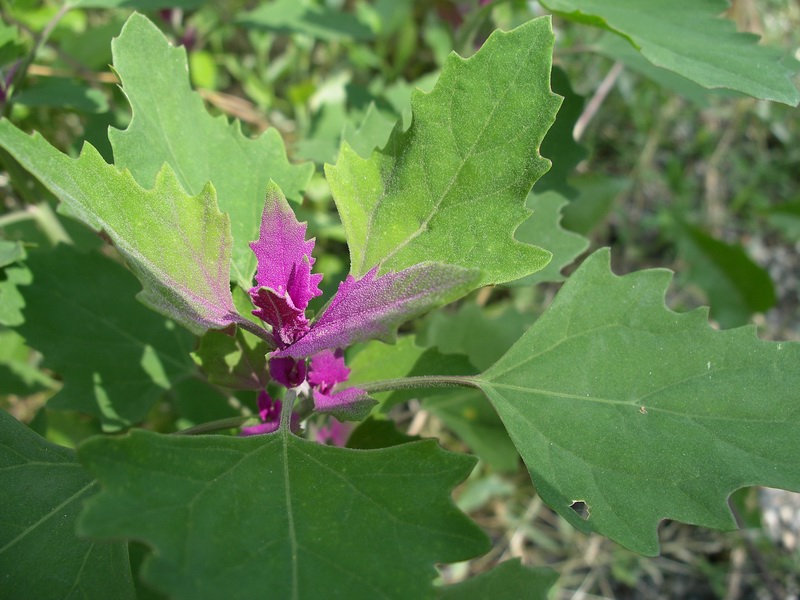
0,0 -> 798,598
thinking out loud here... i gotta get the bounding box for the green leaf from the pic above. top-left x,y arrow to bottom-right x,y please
0,410 -> 134,599
237,0 -> 374,42
0,239 -> 25,267
437,559 -> 557,600
192,328 -> 270,390
346,416 -> 421,449
0,18 -> 25,66
536,67 -> 587,198
514,191 -> 589,285
0,233 -> 28,329
673,218 -> 776,328
18,248 -> 198,430
765,200 -> 800,241
539,0 -> 800,106
0,252 -> 29,327
78,430 -> 490,599
69,0 -> 206,9
346,337 -> 515,471
169,378 -> 240,430
560,174 -> 629,236
0,330 -> 56,395
341,102 -> 396,159
475,249 -> 800,554
0,120 -> 243,334
592,33 -> 737,107
296,102 -> 396,165
326,17 -> 562,285
423,302 -> 533,372
13,77 -> 109,113
424,390 -> 519,473
347,336 -> 475,408
109,14 -> 313,289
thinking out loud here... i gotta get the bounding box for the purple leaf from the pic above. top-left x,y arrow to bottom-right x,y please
275,262 -> 481,358
313,387 -> 376,422
308,349 -> 350,392
269,356 -> 307,389
250,182 -> 322,312
240,421 -> 280,436
250,287 -> 310,348
315,419 -> 353,446
240,391 -> 282,436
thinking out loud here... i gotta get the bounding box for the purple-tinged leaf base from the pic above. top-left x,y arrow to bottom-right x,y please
277,262 -> 481,358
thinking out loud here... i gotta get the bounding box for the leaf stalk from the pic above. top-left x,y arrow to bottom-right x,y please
358,375 -> 481,395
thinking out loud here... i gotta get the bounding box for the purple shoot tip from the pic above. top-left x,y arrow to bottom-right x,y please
249,181 -> 322,347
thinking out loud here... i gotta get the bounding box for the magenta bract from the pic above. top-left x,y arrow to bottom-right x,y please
307,349 -> 350,392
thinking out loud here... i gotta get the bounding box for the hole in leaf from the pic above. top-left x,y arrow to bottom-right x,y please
570,501 -> 590,520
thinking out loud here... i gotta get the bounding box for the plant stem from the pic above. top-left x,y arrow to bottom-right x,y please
32,201 -> 71,245
358,375 -> 481,395
280,389 -> 297,431
237,318 -> 276,349
0,207 -> 36,228
172,416 -> 249,436
0,202 -> 72,245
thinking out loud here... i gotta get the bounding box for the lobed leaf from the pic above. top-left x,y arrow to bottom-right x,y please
0,260 -> 28,328
0,410 -> 134,599
672,218 -> 776,328
326,17 -> 562,286
78,430 -> 489,600
12,77 -> 108,113
540,0 -> 800,106
0,330 -> 56,396
514,191 -> 589,286
110,14 -> 314,288
437,559 -> 557,600
536,67 -> 587,198
592,33 -> 735,107
238,0 -> 374,41
423,302 -> 533,372
0,239 -> 25,267
0,120 -> 244,334
475,249 -> 800,554
18,248 -> 198,430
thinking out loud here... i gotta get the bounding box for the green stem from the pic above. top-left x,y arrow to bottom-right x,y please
32,201 -> 71,245
280,389 -> 297,431
172,416 -> 249,436
358,375 -> 481,395
0,202 -> 72,245
0,207 -> 36,228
